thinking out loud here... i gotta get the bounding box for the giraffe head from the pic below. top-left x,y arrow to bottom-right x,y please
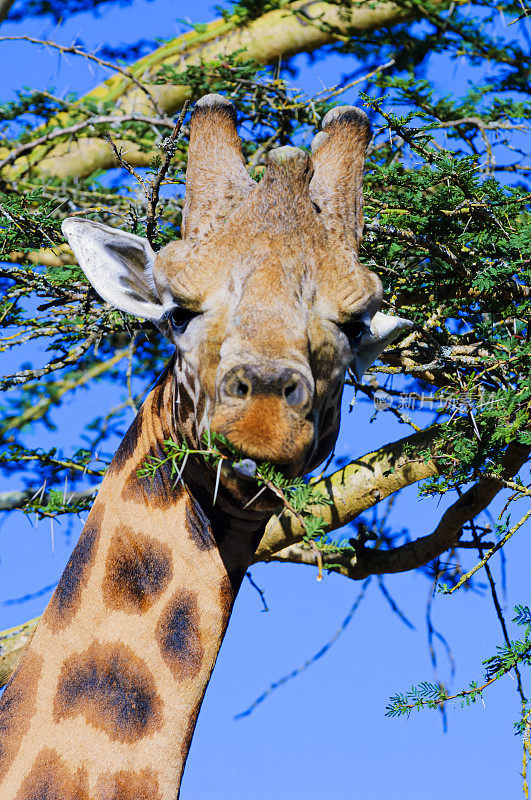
63,95 -> 409,477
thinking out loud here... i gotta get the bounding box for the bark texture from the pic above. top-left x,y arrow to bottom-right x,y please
254,427 -> 440,561
268,444 -> 531,579
0,618 -> 39,686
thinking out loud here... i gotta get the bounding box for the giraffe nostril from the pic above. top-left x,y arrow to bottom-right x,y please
283,378 -> 307,408
222,373 -> 252,400
234,380 -> 250,398
220,365 -> 312,410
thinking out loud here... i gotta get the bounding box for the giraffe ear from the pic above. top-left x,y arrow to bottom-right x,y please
62,218 -> 167,322
353,311 -> 412,380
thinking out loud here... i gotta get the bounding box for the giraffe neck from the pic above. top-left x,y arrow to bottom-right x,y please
0,363 -> 267,800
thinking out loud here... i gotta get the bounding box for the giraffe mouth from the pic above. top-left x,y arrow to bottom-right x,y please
210,394 -> 315,469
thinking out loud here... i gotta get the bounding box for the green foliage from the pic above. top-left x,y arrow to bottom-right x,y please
139,431 -> 333,552
1,0 -> 530,783
514,606 -> 531,628
0,2 -> 529,550
21,487 -> 94,517
215,0 -> 288,24
1,0 -> 529,597
0,189 -> 64,253
387,606 -> 531,722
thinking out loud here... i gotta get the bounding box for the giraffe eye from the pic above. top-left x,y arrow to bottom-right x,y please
166,305 -> 197,335
338,317 -> 366,347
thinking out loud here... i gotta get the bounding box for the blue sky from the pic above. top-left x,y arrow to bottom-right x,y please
1,1 -> 530,797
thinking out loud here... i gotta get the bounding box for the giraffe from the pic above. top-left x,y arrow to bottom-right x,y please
0,94 -> 410,799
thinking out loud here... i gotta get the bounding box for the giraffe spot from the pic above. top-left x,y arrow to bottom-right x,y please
156,590 -> 203,680
0,650 -> 43,783
96,768 -> 161,800
153,382 -> 166,421
53,642 -> 162,743
121,443 -> 184,508
108,409 -> 144,475
219,574 -> 235,620
47,506 -> 102,631
15,748 -> 89,800
185,495 -> 215,551
179,707 -> 200,763
102,526 -> 172,613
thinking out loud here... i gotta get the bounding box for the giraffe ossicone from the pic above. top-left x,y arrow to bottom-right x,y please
0,93 -> 410,800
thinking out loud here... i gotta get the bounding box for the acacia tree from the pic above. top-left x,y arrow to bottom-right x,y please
1,0 -> 530,792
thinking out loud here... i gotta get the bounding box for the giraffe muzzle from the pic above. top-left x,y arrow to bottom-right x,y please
211,363 -> 315,464
218,364 -> 313,413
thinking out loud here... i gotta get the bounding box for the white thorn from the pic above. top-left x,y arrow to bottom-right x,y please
243,485 -> 268,509
213,458 -> 222,507
172,452 -> 189,488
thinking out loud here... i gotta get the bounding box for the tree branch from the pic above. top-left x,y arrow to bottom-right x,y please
0,617 -> 39,687
254,427 -> 441,562
0,36 -> 168,117
267,443 -> 531,580
0,113 -> 175,173
145,101 -> 189,244
1,347 -> 130,433
0,486 -> 98,512
0,327 -> 108,390
0,0 -> 456,180
0,428 -> 440,685
0,427 -> 440,516
1,438 -> 527,685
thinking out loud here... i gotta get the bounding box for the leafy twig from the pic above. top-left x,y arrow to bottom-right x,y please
0,35 -> 167,117
145,100 -> 190,244
442,509 -> 531,595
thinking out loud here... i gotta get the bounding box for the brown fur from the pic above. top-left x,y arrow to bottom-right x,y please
311,107 -> 371,252
53,642 -> 163,743
155,589 -> 204,681
211,395 -> 314,464
0,96 -> 383,800
46,506 -> 102,632
108,409 -> 145,476
181,96 -> 255,241
102,526 -> 173,613
179,707 -> 201,764
15,748 -> 89,800
153,100 -> 379,471
218,575 -> 235,620
95,768 -> 161,800
0,652 -> 43,783
121,442 -> 184,507
185,496 -> 216,551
